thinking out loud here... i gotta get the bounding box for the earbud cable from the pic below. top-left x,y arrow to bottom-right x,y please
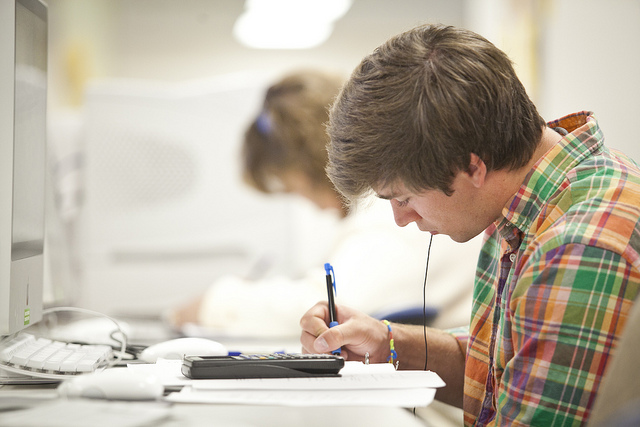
423,234 -> 433,371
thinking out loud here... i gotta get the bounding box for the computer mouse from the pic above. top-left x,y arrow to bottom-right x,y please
138,337 -> 227,363
57,368 -> 163,401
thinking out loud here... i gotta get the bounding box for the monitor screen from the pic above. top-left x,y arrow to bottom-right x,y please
0,0 -> 47,336
13,0 -> 47,263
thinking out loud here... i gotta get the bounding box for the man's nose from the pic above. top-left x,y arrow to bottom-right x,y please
391,201 -> 421,227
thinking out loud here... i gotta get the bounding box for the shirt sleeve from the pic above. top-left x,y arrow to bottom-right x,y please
446,325 -> 470,357
198,273 -> 325,337
496,243 -> 639,426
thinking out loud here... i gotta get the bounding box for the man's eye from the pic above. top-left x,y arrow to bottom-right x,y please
395,199 -> 409,208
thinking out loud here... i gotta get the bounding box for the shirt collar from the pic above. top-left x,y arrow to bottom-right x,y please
495,111 -> 603,248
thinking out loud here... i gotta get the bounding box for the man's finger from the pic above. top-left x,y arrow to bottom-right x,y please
314,323 -> 346,353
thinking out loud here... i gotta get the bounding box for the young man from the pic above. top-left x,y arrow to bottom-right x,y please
299,24 -> 640,426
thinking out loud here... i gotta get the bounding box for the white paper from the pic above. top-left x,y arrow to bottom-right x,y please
167,386 -> 437,408
131,360 -> 445,408
128,359 -> 189,387
190,362 -> 445,391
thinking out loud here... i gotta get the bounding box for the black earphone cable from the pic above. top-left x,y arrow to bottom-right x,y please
423,234 -> 434,371
413,233 -> 435,417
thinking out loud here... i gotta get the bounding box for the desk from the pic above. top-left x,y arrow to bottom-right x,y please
170,403 -> 427,426
0,383 -> 429,427
0,319 -> 457,427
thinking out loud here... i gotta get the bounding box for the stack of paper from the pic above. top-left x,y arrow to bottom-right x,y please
138,360 -> 446,408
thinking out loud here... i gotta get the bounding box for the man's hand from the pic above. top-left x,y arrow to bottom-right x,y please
299,301 -> 390,363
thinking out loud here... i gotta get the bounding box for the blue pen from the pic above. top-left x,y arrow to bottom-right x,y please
324,263 -> 341,355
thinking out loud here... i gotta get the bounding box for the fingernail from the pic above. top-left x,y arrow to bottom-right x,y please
315,337 -> 329,352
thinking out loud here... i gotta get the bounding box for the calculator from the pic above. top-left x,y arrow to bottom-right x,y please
181,353 -> 345,379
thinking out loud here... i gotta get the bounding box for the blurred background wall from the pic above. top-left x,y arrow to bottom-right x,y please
43,0 -> 640,316
47,0 -> 464,108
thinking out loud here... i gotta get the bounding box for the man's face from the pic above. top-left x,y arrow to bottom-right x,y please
375,174 -> 493,243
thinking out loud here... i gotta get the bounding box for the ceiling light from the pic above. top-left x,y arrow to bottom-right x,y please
233,0 -> 352,49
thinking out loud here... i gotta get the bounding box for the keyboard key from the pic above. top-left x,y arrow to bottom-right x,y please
0,334 -> 35,362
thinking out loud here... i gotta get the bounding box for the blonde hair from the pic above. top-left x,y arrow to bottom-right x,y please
242,70 -> 344,193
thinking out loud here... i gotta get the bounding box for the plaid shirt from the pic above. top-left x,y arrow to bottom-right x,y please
455,112 -> 640,426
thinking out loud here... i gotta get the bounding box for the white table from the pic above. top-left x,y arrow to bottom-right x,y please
0,384 -> 429,427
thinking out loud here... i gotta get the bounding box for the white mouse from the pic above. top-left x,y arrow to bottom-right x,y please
138,337 -> 227,363
57,368 -> 163,401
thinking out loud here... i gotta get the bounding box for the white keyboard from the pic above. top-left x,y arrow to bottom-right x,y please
0,333 -> 113,378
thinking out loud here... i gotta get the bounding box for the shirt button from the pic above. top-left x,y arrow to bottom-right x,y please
509,253 -> 516,263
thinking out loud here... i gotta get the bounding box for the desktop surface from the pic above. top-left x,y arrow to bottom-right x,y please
0,313 -> 450,427
0,383 -> 429,427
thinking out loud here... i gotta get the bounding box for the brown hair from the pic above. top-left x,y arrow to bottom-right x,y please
327,24 -> 545,200
242,70 -> 344,193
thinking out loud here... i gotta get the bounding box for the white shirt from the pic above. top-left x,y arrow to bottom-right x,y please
197,198 -> 482,337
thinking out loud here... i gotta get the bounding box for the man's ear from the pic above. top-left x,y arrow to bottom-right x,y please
466,153 -> 487,188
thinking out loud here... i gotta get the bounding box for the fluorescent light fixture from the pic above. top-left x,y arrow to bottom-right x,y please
233,0 -> 352,49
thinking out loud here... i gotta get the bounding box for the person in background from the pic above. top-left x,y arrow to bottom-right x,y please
299,25 -> 640,426
170,70 -> 481,338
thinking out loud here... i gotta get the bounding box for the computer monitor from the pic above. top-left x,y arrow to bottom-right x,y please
0,0 -> 48,336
